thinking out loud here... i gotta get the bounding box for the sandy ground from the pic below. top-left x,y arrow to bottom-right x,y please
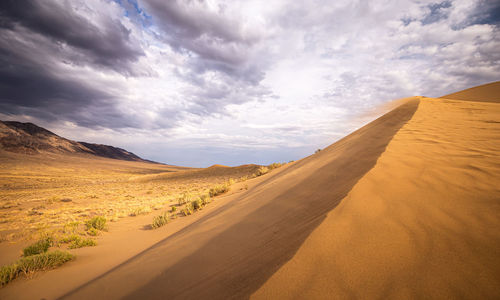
45,98 -> 419,300
254,92 -> 500,298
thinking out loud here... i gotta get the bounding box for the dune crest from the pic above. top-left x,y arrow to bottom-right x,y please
253,96 -> 500,299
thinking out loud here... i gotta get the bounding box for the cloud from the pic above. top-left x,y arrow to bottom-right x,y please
0,0 -> 144,74
0,0 -> 499,166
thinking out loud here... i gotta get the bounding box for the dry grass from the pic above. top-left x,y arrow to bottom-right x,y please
0,250 -> 74,287
0,152 -> 263,242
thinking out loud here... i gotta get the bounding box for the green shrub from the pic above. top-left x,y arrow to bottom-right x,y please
63,221 -> 80,233
59,234 -> 80,244
178,192 -> 192,205
68,237 -> 97,249
182,203 -> 193,216
23,237 -> 52,257
191,198 -> 203,210
87,228 -> 99,236
1,250 -> 74,287
255,166 -> 269,177
129,206 -> 151,216
151,212 -> 170,229
200,194 -> 210,206
85,216 -> 106,231
171,206 -> 177,213
267,162 -> 282,170
208,184 -> 230,197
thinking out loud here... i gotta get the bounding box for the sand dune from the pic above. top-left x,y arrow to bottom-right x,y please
1,83 -> 498,299
56,100 -> 419,299
254,89 -> 500,298
440,80 -> 500,102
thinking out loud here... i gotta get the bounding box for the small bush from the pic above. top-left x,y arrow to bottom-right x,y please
267,162 -> 282,170
23,237 -> 52,257
85,216 -> 106,231
171,206 -> 177,213
59,234 -> 80,244
315,148 -> 321,154
178,193 -> 192,206
200,194 -> 210,206
130,206 -> 151,217
209,184 -> 230,197
68,237 -> 97,249
1,250 -> 74,287
191,198 -> 203,210
182,203 -> 193,216
255,166 -> 269,177
63,221 -> 80,234
151,212 -> 170,229
87,228 -> 99,236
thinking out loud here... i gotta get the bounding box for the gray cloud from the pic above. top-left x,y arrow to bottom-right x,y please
0,0 -> 144,74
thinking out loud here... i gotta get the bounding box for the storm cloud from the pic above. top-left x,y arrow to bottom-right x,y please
0,0 -> 499,166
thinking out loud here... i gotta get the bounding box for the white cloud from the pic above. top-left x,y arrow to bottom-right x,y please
1,0 -> 499,166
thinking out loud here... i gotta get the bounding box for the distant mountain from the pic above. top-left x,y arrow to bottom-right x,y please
0,120 -> 149,162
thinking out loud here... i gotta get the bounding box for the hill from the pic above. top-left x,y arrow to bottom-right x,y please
0,120 -> 148,162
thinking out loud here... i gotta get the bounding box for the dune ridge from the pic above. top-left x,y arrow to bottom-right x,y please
253,94 -> 500,298
58,100 -> 420,299
440,80 -> 500,102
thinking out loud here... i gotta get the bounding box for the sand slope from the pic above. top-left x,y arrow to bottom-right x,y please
254,96 -> 500,298
440,80 -> 500,102
58,100 -> 420,299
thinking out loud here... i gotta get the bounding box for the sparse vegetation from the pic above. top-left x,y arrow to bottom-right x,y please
87,227 -> 99,236
130,206 -> 151,216
182,203 -> 194,216
0,250 -> 74,287
209,183 -> 230,197
68,237 -> 97,249
191,198 -> 203,210
255,166 -> 269,177
59,234 -> 80,244
23,236 -> 52,257
85,216 -> 106,231
171,206 -> 177,213
151,212 -> 170,229
178,192 -> 192,205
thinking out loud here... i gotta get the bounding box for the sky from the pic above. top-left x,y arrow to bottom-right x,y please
0,0 -> 499,167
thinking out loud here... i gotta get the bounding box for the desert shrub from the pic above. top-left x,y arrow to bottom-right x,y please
68,237 -> 97,249
85,216 -> 106,231
191,198 -> 203,210
63,221 -> 80,233
182,203 -> 193,216
178,192 -> 192,205
255,166 -> 269,177
87,228 -> 99,236
228,178 -> 235,185
59,234 -> 80,244
315,148 -> 321,153
23,237 -> 52,257
1,250 -> 74,287
171,206 -> 177,213
200,194 -> 210,206
267,162 -> 282,170
130,206 -> 151,216
151,212 -> 170,229
209,184 -> 230,197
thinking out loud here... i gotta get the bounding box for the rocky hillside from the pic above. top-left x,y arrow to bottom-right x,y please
0,120 -> 148,162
